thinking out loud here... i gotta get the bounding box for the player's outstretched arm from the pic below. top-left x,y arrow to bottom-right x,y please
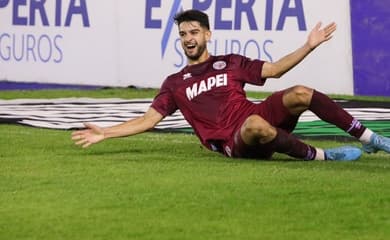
261,22 -> 337,79
71,107 -> 164,148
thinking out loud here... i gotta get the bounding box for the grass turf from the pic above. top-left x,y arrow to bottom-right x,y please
0,89 -> 389,239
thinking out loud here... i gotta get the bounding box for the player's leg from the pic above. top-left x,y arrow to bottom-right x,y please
236,114 -> 361,161
302,87 -> 390,154
250,87 -> 362,160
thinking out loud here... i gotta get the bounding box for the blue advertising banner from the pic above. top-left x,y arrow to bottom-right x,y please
351,0 -> 390,96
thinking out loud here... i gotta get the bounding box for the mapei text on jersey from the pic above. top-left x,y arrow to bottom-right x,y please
186,73 -> 228,101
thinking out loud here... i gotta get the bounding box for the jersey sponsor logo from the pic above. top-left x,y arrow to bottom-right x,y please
213,60 -> 227,70
186,73 -> 228,101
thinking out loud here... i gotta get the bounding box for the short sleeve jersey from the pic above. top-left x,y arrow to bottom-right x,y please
151,54 -> 266,151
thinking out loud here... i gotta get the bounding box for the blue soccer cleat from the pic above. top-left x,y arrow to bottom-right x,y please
362,133 -> 390,154
324,146 -> 362,161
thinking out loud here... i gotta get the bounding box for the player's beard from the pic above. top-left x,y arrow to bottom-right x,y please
184,41 -> 207,62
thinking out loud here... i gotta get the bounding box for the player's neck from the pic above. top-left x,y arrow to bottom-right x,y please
187,51 -> 210,66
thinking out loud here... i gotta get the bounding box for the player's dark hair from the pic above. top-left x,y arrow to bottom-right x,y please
174,9 -> 210,30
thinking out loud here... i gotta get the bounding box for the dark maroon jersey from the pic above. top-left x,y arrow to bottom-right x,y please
151,54 -> 266,152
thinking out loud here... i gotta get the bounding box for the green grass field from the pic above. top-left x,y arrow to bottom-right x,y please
1,89 -> 389,240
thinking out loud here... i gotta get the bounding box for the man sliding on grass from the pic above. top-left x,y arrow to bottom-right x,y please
72,9 -> 390,161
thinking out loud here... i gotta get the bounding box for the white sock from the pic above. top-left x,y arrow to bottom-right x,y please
359,129 -> 374,144
314,148 -> 325,161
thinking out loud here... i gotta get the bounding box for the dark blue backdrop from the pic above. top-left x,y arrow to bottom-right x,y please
351,0 -> 390,96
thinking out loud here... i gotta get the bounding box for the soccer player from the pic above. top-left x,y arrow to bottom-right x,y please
72,9 -> 390,161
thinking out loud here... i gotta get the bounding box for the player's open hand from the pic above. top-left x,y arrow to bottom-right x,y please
71,123 -> 105,148
307,22 -> 336,49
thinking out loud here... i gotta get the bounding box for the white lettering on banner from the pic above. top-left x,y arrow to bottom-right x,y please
186,73 -> 228,101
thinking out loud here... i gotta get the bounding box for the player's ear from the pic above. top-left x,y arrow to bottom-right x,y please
205,30 -> 211,41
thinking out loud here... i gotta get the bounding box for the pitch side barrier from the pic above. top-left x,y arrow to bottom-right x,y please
1,98 -> 389,140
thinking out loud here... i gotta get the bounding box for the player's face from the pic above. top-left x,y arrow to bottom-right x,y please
178,21 -> 211,64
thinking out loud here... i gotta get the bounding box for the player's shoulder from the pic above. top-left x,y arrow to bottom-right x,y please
166,71 -> 182,80
164,68 -> 185,82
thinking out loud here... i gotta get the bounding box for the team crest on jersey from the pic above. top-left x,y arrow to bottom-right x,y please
213,61 -> 227,70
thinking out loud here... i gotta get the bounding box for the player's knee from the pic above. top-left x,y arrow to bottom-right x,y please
242,115 -> 276,143
283,85 -> 314,114
290,85 -> 313,105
